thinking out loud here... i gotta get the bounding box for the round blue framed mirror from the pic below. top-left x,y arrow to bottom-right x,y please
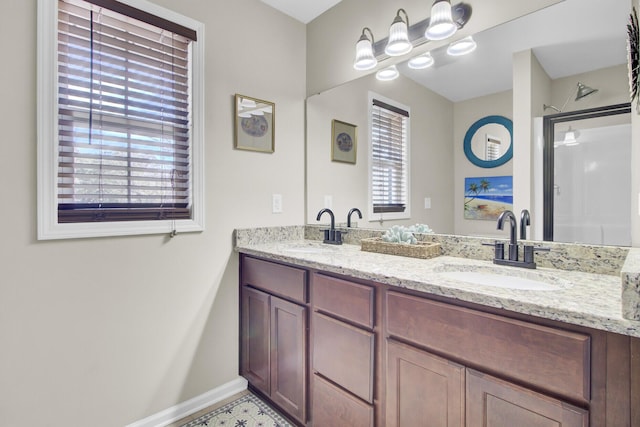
463,115 -> 513,168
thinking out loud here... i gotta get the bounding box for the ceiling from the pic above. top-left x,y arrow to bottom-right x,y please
263,0 -> 630,102
400,0 -> 630,102
260,0 -> 343,23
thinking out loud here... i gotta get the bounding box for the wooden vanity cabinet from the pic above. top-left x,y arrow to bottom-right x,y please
239,255 -> 639,427
240,256 -> 308,425
385,290 -> 592,427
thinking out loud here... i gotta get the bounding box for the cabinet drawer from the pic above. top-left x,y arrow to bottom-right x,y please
313,313 -> 374,402
386,291 -> 591,403
242,256 -> 307,303
313,374 -> 374,427
312,273 -> 374,328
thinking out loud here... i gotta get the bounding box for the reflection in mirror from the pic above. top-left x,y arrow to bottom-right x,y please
542,104 -> 631,246
463,115 -> 513,167
306,0 -> 630,244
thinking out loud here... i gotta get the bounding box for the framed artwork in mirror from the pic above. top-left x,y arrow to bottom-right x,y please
234,94 -> 275,153
463,115 -> 513,168
331,119 -> 357,164
464,175 -> 513,221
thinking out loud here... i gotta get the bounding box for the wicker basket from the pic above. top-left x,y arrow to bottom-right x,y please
360,237 -> 441,259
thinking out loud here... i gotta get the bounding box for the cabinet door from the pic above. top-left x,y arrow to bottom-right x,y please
386,340 -> 465,427
271,296 -> 307,424
466,369 -> 588,427
241,286 -> 271,395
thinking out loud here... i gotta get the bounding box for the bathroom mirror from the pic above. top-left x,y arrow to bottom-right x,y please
463,115 -> 513,168
306,0 -> 630,242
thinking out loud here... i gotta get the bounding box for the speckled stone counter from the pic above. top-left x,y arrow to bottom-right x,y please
622,248 -> 640,320
235,226 -> 640,337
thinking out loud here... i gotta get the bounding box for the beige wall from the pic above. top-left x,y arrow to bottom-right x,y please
306,0 -> 561,96
306,74 -> 455,233
0,0 -> 306,425
453,90 -> 513,237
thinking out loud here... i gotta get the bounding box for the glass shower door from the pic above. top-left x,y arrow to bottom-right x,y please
551,112 -> 631,246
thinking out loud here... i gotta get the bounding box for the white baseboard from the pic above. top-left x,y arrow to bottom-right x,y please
126,376 -> 248,427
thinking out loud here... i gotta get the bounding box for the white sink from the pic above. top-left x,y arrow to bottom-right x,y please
435,265 -> 571,291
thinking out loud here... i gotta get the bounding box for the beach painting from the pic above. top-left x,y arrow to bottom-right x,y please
464,176 -> 513,220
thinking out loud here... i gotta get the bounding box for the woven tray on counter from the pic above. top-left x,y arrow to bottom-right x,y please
360,237 -> 441,259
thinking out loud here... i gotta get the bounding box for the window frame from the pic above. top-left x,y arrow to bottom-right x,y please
37,0 -> 205,240
367,92 -> 411,222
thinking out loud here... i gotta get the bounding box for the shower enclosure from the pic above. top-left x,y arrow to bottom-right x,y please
542,103 -> 631,246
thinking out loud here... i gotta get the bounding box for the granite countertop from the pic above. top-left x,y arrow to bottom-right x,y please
235,227 -> 640,338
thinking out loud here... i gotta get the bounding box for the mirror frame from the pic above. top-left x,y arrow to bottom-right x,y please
463,115 -> 513,168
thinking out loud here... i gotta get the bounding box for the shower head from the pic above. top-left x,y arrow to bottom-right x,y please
575,82 -> 598,101
543,82 -> 599,113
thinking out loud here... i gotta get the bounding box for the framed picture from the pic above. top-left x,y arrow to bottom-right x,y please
234,94 -> 274,153
331,119 -> 357,164
463,176 -> 513,221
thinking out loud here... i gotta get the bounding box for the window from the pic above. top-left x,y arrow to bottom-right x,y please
485,135 -> 502,161
369,93 -> 410,220
37,0 -> 204,239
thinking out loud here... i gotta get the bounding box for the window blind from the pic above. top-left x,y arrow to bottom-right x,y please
57,0 -> 194,223
371,99 -> 409,214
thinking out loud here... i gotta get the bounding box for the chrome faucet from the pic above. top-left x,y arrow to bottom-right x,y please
317,208 -> 342,245
347,208 -> 362,228
497,210 -> 518,261
520,209 -> 530,240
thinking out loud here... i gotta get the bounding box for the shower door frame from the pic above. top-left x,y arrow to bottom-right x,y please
542,102 -> 631,241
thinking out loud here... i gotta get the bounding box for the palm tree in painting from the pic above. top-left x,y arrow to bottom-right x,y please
480,179 -> 490,193
464,179 -> 491,209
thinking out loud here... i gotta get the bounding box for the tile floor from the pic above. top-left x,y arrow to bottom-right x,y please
169,390 -> 293,427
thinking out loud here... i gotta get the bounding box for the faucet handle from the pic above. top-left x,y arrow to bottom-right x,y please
523,245 -> 550,264
482,241 -> 505,260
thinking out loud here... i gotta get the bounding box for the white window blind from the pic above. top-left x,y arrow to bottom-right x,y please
371,99 -> 409,214
485,135 -> 502,161
57,0 -> 196,223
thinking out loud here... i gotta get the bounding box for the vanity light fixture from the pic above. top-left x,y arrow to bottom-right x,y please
353,27 -> 378,70
408,52 -> 435,69
376,65 -> 400,81
352,3 -> 472,75
425,0 -> 457,41
447,36 -> 477,56
385,9 -> 412,56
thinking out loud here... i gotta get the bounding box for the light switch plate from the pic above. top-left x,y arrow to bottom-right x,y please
272,194 -> 283,213
424,197 -> 431,209
324,195 -> 333,209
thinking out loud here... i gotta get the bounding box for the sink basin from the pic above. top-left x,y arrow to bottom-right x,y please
435,265 -> 571,291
